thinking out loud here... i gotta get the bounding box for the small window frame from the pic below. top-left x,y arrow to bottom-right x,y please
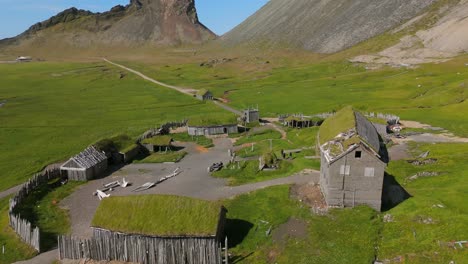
355,151 -> 362,159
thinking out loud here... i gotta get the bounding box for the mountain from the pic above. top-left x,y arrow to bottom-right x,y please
222,0 -> 436,53
352,0 -> 468,65
1,0 -> 215,48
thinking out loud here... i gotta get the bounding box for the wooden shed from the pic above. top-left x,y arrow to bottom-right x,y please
195,89 -> 213,101
318,107 -> 387,211
57,195 -> 228,263
60,146 -> 108,181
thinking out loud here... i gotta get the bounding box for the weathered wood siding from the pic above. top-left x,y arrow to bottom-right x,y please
9,168 -> 62,251
188,124 -> 238,136
58,228 -> 224,264
320,145 -> 386,211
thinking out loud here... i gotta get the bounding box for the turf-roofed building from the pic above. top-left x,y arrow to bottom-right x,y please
57,195 -> 227,263
187,115 -> 238,136
318,107 -> 387,211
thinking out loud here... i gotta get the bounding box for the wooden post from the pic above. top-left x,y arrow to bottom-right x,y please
353,189 -> 356,207
224,237 -> 228,264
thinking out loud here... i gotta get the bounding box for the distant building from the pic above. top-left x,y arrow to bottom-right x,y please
187,116 -> 238,136
60,146 -> 108,181
188,124 -> 238,136
16,56 -> 32,62
243,108 -> 260,123
318,107 -> 387,211
196,89 -> 213,101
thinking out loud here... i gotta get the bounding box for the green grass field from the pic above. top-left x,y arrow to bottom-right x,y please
1,37 -> 467,263
214,126 -> 320,185
0,62 -> 230,191
378,142 -> 468,263
224,185 -> 381,263
13,180 -> 84,251
121,54 -> 467,137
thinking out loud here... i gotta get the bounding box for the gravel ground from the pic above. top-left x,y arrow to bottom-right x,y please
61,138 -> 319,239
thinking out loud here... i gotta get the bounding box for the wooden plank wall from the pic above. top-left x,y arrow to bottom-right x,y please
9,168 -> 62,251
58,228 -> 223,264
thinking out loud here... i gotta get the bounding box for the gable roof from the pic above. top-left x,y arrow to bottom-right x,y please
196,89 -> 211,97
319,107 -> 382,162
61,146 -> 107,169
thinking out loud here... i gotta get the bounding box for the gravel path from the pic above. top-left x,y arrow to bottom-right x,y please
12,250 -> 58,264
0,184 -> 23,199
103,58 -> 197,96
104,58 -> 243,117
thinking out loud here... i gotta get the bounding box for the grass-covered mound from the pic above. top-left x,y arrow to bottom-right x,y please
141,135 -> 173,146
188,115 -> 238,127
94,134 -> 137,153
92,195 -> 223,236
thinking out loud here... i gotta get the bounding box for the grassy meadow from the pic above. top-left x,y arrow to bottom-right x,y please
119,53 -> 467,137
0,62 -> 230,191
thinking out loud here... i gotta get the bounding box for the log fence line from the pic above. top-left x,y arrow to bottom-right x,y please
58,228 -> 227,264
137,120 -> 187,143
279,112 -> 400,123
8,168 -> 62,252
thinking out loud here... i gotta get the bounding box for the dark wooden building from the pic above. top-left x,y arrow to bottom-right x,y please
60,146 -> 108,181
196,89 -> 213,101
319,107 -> 387,211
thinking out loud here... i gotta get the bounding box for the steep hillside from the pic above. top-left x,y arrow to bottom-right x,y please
352,0 -> 468,65
0,0 -> 215,48
222,0 -> 436,53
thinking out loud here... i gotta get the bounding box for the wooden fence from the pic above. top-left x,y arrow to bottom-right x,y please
279,112 -> 400,124
9,168 -> 62,252
58,228 -> 225,264
137,120 -> 187,143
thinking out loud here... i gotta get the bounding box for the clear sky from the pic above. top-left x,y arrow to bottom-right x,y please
0,0 -> 268,39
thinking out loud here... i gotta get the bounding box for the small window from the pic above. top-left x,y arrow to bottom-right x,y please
365,167 -> 375,177
340,165 -> 351,176
355,151 -> 362,158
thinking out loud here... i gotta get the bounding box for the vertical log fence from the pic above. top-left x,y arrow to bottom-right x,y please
8,168 -> 62,251
58,228 -> 227,264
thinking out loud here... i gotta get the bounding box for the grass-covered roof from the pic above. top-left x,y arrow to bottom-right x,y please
141,135 -> 173,146
319,106 -> 356,145
319,106 -> 382,159
94,134 -> 137,153
92,195 -> 223,237
196,89 -> 210,96
188,115 -> 238,127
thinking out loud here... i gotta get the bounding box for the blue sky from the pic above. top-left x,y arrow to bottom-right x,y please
0,0 -> 268,39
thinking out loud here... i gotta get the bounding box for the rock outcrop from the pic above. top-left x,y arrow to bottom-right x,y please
1,0 -> 215,47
